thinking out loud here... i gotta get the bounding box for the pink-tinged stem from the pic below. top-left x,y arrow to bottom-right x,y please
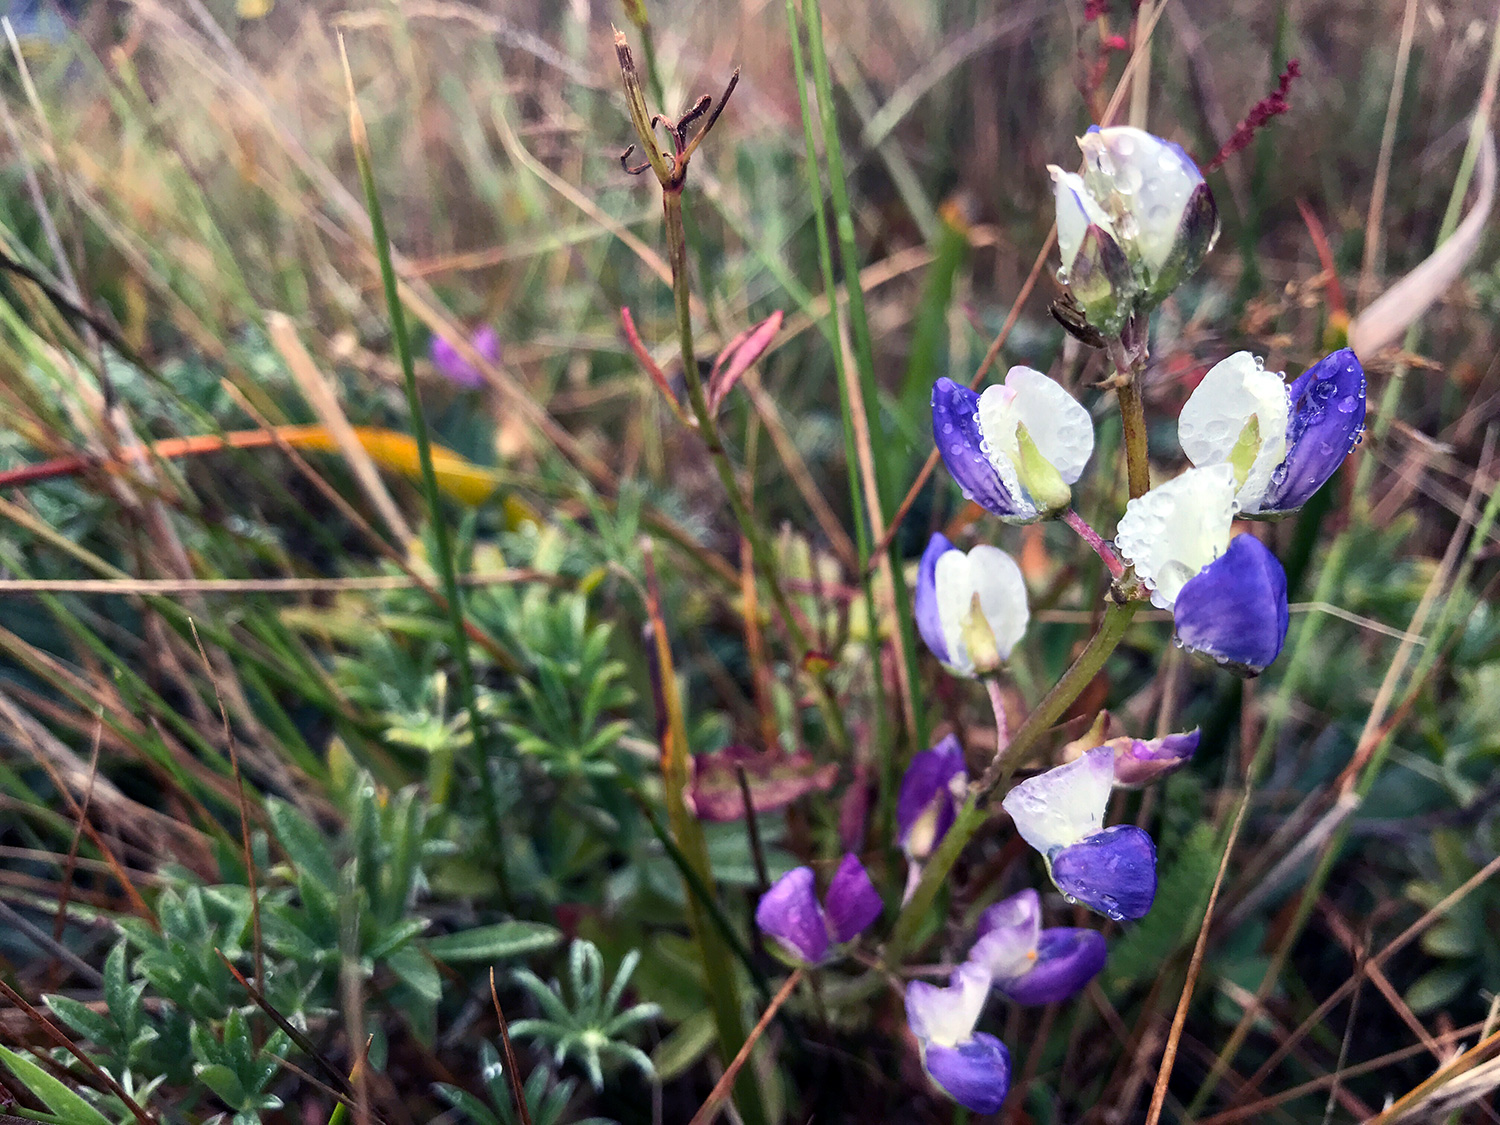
984,676 -> 1011,755
1064,508 -> 1126,580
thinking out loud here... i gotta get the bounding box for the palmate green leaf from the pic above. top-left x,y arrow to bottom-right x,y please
0,1045 -> 113,1125
423,921 -> 561,962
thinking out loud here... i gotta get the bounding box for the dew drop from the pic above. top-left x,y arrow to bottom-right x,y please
1056,267 -> 1070,285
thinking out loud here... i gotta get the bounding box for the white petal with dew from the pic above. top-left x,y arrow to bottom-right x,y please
1178,352 -> 1290,512
1079,126 -> 1203,273
1050,166 -> 1115,274
1115,464 -> 1237,609
1002,747 -> 1115,856
908,962 -> 993,1048
976,369 -> 1094,513
1002,367 -> 1095,485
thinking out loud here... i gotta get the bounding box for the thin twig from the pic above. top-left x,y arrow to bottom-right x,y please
686,969 -> 804,1125
1143,790 -> 1250,1125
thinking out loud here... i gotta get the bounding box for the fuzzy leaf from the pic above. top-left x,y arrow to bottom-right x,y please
424,922 -> 562,962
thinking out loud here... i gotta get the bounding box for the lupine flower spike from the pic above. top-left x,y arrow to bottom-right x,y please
429,325 -> 501,389
1115,465 -> 1290,675
968,889 -> 1107,1005
1179,349 -> 1366,514
931,367 -> 1095,522
906,963 -> 1012,1114
754,854 -> 881,966
914,533 -> 1029,677
1002,747 -> 1157,920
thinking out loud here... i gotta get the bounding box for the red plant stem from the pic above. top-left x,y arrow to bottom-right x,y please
1063,508 -> 1125,580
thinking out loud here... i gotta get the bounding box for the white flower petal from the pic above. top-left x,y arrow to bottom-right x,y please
975,369 -> 1094,514
1079,126 -> 1204,274
966,545 -> 1029,661
1115,464 -> 1237,609
907,961 -> 993,1048
1001,747 -> 1115,856
933,545 -> 1030,672
1179,352 -> 1290,512
1050,166 -> 1115,274
1003,367 -> 1095,485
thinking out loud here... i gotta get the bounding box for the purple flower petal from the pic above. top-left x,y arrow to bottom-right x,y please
1173,534 -> 1289,676
914,533 -> 955,666
429,325 -> 500,389
1262,348 -> 1366,512
969,889 -> 1042,981
931,377 -> 1022,519
975,888 -> 1041,942
1050,825 -> 1158,921
755,867 -> 828,964
997,928 -> 1107,1005
1111,729 -> 1201,789
897,735 -> 967,859
824,854 -> 882,944
923,1033 -> 1012,1115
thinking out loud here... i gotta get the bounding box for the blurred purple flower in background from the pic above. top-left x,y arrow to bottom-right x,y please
429,324 -> 501,389
755,854 -> 881,966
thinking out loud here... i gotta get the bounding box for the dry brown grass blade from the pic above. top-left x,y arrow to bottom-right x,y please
1355,0 -> 1421,313
686,968 -> 803,1125
190,621 -> 264,991
488,967 -> 534,1125
1143,791 -> 1250,1125
1349,130 -> 1497,356
1368,1026 -> 1500,1125
269,312 -> 413,545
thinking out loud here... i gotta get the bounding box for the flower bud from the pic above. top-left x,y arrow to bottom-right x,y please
1051,167 -> 1136,336
1070,126 -> 1220,306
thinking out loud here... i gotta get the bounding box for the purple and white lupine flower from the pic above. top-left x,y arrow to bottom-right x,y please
1074,126 -> 1220,304
1179,349 -> 1366,514
1104,729 -> 1201,789
967,889 -> 1107,1005
1001,748 -> 1157,921
1114,464 -> 1289,675
430,324 -> 501,389
914,533 -> 1029,677
906,963 -> 1012,1114
754,854 -> 882,966
897,734 -> 968,862
931,368 -> 1095,522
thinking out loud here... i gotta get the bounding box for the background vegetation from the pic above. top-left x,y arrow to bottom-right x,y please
0,0 -> 1496,1122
